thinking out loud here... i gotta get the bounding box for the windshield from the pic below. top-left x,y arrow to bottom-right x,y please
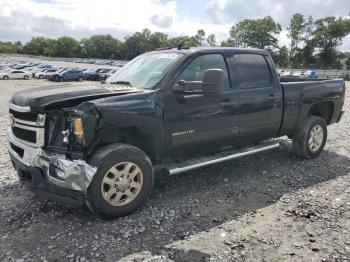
107,52 -> 184,89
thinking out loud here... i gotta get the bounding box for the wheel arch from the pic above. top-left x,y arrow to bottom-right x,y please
87,127 -> 157,164
308,101 -> 334,125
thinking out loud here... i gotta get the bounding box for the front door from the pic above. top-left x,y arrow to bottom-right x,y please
163,53 -> 239,158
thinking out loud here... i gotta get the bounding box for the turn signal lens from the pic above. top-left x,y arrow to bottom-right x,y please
73,118 -> 86,145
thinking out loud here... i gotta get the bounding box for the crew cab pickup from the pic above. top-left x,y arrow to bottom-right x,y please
7,47 -> 346,218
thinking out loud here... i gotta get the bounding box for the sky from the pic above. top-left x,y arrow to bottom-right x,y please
0,0 -> 349,51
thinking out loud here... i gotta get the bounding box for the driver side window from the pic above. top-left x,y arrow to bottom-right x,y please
178,54 -> 230,91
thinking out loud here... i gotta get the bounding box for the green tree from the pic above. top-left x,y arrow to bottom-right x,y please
23,37 -> 54,55
272,46 -> 289,68
301,40 -> 316,68
207,34 -> 216,46
345,57 -> 350,70
0,41 -> 21,54
220,38 -> 237,47
123,29 -> 169,59
42,38 -> 56,57
196,29 -> 206,46
168,36 -> 199,48
313,16 -> 350,68
149,32 -> 169,49
124,29 -> 155,59
288,13 -> 306,67
54,36 -> 80,57
228,16 -> 281,49
82,34 -> 123,59
288,14 -> 306,52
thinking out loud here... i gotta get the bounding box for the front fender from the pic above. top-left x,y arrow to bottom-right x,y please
76,90 -> 165,163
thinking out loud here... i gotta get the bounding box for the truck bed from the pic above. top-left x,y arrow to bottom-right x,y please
279,78 -> 345,136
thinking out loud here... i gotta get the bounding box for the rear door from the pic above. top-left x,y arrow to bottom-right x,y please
230,53 -> 282,140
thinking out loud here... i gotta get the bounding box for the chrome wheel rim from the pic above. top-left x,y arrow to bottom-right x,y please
101,162 -> 143,206
308,124 -> 324,152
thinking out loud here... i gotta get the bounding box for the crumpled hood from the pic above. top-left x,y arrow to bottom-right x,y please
9,83 -> 142,111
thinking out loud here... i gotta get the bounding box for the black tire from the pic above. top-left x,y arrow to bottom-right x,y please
59,77 -> 64,82
24,75 -> 29,80
78,76 -> 83,82
3,75 -> 9,80
39,75 -> 44,79
87,144 -> 154,218
293,116 -> 327,159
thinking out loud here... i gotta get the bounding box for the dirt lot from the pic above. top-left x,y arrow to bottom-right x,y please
0,76 -> 349,262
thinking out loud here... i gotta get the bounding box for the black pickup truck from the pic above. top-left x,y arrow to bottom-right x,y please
7,47 -> 346,218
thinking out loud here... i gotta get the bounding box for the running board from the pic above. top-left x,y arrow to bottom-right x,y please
162,141 -> 280,175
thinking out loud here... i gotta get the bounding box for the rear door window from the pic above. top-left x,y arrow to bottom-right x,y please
233,54 -> 271,89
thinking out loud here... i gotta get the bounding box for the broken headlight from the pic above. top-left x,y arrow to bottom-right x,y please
72,117 -> 86,145
65,113 -> 86,146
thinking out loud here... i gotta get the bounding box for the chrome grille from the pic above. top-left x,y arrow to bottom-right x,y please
12,126 -> 37,143
9,109 -> 37,122
9,104 -> 45,147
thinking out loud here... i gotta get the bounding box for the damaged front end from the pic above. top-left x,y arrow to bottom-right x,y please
7,104 -> 99,206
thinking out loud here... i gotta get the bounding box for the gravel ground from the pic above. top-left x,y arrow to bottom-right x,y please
0,76 -> 349,262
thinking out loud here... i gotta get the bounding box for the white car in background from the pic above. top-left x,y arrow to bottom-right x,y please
31,68 -> 48,77
280,70 -> 292,77
35,68 -> 58,79
0,70 -> 31,80
43,69 -> 60,79
291,71 -> 304,78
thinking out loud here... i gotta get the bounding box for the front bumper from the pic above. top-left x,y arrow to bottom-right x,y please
7,127 -> 96,205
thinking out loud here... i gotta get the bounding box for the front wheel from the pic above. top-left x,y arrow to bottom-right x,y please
3,75 -> 9,80
77,76 -> 83,82
293,116 -> 327,159
87,144 -> 154,219
23,75 -> 29,80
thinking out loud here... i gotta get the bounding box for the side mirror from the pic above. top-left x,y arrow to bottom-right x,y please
173,80 -> 186,93
202,69 -> 224,96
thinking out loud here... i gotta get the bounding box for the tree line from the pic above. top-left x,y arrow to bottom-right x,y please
1,13 -> 350,69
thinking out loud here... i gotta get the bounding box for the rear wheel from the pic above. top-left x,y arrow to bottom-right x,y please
3,75 -> 9,80
87,144 -> 154,219
78,76 -> 83,82
39,75 -> 44,79
23,75 -> 29,80
293,116 -> 327,158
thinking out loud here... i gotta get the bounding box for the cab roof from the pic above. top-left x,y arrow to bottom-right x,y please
149,46 -> 269,55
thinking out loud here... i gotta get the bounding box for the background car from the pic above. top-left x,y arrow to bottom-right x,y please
304,70 -> 319,79
104,69 -> 119,80
290,71 -> 306,78
85,68 -> 104,80
0,70 -> 31,80
36,68 -> 58,79
50,69 -> 85,82
96,68 -> 115,80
